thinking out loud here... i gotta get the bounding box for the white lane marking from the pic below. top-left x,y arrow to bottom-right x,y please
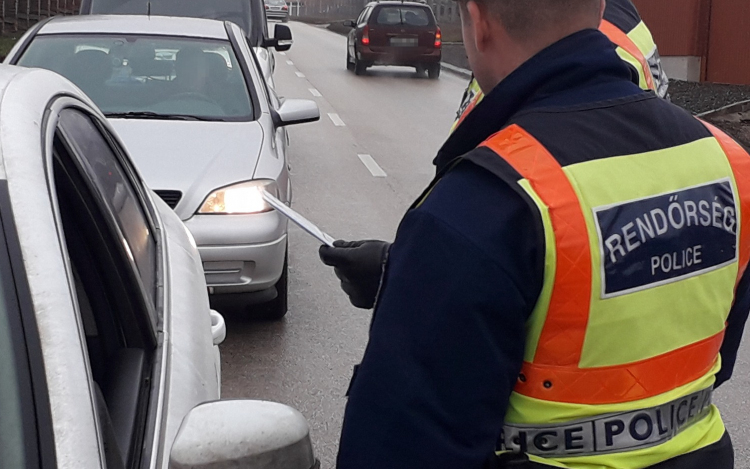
309,88 -> 322,97
286,60 -> 294,65
358,154 -> 387,177
296,71 -> 306,78
279,51 -> 286,55
328,113 -> 346,126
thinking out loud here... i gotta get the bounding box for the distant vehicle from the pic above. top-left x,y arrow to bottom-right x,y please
7,15 -> 321,319
345,0 -> 441,78
77,0 -> 292,88
265,0 -> 289,22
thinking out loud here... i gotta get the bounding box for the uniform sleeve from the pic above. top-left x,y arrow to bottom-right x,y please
336,163 -> 541,469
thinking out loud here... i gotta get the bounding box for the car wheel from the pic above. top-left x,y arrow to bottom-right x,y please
428,63 -> 441,79
354,56 -> 368,75
260,252 -> 289,320
347,50 -> 355,71
282,16 -> 288,23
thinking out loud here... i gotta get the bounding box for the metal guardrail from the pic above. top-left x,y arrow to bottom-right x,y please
1,0 -> 80,34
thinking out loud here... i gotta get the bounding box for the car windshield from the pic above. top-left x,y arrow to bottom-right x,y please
88,0 -> 252,35
17,34 -> 254,121
375,6 -> 432,26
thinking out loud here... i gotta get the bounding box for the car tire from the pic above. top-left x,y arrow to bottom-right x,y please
261,252 -> 289,320
282,16 -> 288,23
428,63 -> 441,79
354,53 -> 367,75
347,50 -> 355,71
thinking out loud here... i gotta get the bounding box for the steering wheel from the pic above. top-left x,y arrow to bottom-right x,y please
160,92 -> 220,106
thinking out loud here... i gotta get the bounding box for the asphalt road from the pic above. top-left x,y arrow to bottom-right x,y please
219,21 -> 750,468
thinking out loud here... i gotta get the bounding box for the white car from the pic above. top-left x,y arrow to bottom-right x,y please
7,15 -> 320,318
0,64 -> 317,469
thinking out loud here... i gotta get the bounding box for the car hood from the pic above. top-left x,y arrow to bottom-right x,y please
110,119 -> 264,220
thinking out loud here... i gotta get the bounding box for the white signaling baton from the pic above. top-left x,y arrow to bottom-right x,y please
261,190 -> 336,247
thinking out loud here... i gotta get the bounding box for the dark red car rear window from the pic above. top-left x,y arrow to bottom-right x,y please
374,6 -> 433,26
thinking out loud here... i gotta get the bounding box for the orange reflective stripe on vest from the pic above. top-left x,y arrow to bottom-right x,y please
704,121 -> 750,288
600,20 -> 656,91
481,125 -> 592,368
481,124 -> 744,405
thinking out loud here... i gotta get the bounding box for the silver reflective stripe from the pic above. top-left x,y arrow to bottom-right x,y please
502,387 -> 713,458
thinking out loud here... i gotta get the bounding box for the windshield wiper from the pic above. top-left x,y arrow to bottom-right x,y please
104,111 -> 218,121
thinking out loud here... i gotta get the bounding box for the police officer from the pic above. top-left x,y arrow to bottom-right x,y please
320,0 -> 750,467
452,0 -> 669,132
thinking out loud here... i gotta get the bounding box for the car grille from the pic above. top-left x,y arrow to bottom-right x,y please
154,190 -> 182,209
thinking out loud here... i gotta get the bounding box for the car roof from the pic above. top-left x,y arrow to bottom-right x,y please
36,14 -> 230,40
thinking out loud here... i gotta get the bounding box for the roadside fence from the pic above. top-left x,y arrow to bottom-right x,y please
288,0 -> 460,23
1,0 -> 80,34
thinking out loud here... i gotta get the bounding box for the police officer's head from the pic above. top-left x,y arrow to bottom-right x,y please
457,0 -> 604,94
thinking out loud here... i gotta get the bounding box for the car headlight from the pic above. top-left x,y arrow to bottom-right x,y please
198,180 -> 279,214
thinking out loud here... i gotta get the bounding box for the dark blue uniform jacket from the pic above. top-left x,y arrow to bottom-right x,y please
336,29 -> 750,469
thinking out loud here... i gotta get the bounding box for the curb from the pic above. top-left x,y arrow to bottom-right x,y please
441,62 -> 471,79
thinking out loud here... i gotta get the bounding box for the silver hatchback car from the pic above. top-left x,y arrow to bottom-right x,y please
7,16 -> 320,318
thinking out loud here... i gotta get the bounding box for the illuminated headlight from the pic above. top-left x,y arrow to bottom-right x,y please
198,180 -> 278,214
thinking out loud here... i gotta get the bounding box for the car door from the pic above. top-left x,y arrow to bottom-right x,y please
50,103 -> 164,469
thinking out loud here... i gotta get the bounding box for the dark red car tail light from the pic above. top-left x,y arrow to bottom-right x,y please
434,27 -> 442,48
362,25 -> 370,45
282,4 -> 288,9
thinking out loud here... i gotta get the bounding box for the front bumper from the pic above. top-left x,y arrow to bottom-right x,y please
183,211 -> 287,294
266,10 -> 289,19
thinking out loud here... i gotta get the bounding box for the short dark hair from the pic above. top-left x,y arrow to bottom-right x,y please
459,0 -> 601,39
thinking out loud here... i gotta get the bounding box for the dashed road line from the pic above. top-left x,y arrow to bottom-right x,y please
286,60 -> 294,65
295,71 -> 306,78
309,88 -> 322,97
279,51 -> 286,55
328,113 -> 346,126
358,154 -> 387,177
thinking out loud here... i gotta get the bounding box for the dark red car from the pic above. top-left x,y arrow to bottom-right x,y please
345,1 -> 442,78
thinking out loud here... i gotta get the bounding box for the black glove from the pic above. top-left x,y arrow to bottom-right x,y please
319,240 -> 391,309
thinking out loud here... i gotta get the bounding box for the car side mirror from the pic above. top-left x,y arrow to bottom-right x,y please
343,20 -> 356,28
169,400 -> 319,469
263,23 -> 293,51
273,99 -> 320,127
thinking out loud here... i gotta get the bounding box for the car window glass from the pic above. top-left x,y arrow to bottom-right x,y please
89,0 -> 252,35
0,273 -> 30,468
53,123 -> 157,468
56,108 -> 157,309
360,6 -> 372,25
0,194 -> 52,469
375,6 -> 432,26
19,34 -> 254,122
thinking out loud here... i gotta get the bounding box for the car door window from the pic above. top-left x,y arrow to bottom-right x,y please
56,108 -> 158,312
54,108 -> 158,469
356,8 -> 367,25
0,183 -> 55,469
359,6 -> 372,26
